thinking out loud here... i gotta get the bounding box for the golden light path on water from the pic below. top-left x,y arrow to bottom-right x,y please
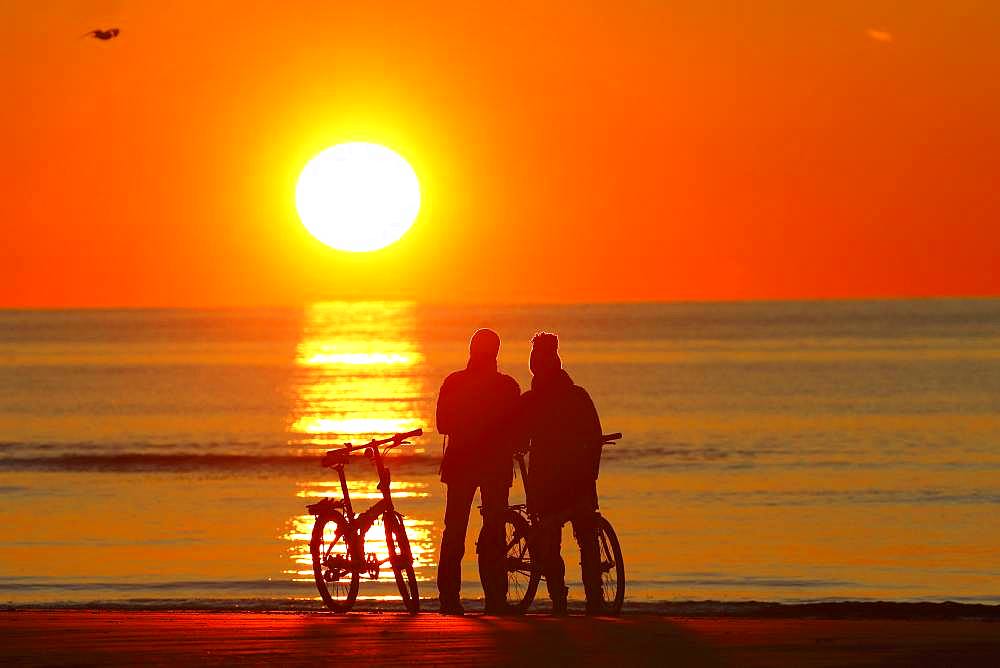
282,302 -> 435,598
288,302 -> 425,447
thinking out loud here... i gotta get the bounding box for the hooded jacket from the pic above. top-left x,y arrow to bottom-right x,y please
436,358 -> 521,486
517,369 -> 602,515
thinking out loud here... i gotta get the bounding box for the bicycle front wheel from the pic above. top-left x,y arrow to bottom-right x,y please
479,510 -> 539,613
310,511 -> 360,613
384,512 -> 420,613
595,515 -> 625,615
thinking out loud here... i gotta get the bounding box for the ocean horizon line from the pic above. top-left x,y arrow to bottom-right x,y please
2,294 -> 998,312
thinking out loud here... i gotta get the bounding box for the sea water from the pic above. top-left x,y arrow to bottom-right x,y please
1,299 -> 998,607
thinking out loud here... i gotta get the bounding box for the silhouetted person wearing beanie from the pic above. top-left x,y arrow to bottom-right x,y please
435,328 -> 521,615
517,332 -> 604,614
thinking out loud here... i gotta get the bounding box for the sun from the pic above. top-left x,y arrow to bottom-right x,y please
295,143 -> 421,252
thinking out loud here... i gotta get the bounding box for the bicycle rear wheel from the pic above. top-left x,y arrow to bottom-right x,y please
595,515 -> 625,615
384,512 -> 420,613
478,509 -> 539,613
310,511 -> 360,612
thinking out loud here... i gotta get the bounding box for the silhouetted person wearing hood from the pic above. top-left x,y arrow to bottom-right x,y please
436,328 -> 520,615
518,332 -> 603,614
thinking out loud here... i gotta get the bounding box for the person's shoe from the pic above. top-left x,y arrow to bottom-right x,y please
439,599 -> 465,616
484,600 -> 515,616
584,602 -> 605,616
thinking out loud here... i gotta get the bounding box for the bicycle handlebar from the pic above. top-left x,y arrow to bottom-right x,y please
515,432 -> 622,458
321,429 -> 423,467
370,428 -> 423,447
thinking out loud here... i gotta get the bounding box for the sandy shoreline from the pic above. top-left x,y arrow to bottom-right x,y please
5,599 -> 999,618
3,610 -> 999,667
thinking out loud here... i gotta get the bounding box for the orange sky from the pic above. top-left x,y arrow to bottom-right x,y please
3,1 -> 998,307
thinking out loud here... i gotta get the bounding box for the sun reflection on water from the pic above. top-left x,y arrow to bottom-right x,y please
295,479 -> 430,500
287,302 -> 427,447
282,302 -> 437,597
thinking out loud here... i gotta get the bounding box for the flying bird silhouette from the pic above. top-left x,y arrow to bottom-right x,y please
83,28 -> 120,41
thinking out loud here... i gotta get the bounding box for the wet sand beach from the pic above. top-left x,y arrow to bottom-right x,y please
3,610 -> 1000,667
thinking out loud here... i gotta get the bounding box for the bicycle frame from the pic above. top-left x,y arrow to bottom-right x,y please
487,433 -> 625,614
502,433 -> 622,569
310,429 -> 419,577
309,429 -> 422,613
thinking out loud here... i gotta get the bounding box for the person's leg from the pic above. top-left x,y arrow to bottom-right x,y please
572,514 -> 603,613
437,481 -> 476,613
536,517 -> 568,614
478,484 -> 510,612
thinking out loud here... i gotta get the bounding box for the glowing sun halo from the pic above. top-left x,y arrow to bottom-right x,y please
295,143 -> 421,252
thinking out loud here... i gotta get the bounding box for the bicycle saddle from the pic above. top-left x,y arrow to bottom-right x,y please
307,497 -> 346,515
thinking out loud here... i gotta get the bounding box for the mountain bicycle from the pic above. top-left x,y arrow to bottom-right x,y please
479,432 -> 625,615
307,428 -> 423,613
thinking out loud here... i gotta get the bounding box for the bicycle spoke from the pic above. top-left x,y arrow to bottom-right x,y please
598,532 -> 611,559
312,513 -> 360,611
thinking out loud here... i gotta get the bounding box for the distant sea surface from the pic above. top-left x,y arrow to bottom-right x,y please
2,300 -> 999,608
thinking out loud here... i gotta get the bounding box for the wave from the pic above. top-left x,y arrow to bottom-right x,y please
0,451 -> 443,473
0,438 -> 780,472
0,446 -> 796,472
2,439 -> 996,473
0,580 -> 307,592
